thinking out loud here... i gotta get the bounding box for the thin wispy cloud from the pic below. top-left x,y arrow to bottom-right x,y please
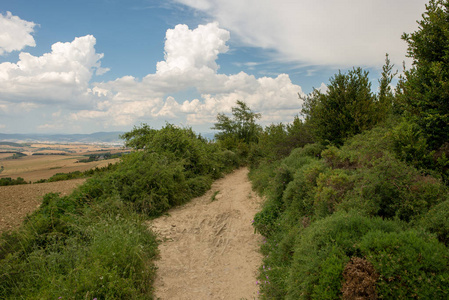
173,0 -> 427,68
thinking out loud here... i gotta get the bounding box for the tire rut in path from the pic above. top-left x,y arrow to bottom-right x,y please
150,168 -> 263,300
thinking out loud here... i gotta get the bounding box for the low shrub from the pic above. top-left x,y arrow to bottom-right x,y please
248,159 -> 280,195
338,154 -> 447,222
281,158 -> 327,221
251,123 -> 449,299
417,198 -> 449,246
0,196 -> 157,299
313,169 -> 355,219
287,211 -> 402,300
106,151 -> 190,215
360,230 -> 449,299
0,177 -> 27,186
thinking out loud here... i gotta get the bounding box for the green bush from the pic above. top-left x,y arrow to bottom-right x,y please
360,230 -> 449,299
252,153 -> 324,231
339,154 -> 447,221
218,149 -> 241,172
106,151 -> 191,216
249,117 -> 314,166
391,119 -> 432,168
281,158 -> 327,221
0,177 -> 27,186
418,198 -> 449,245
318,127 -> 448,222
122,123 -> 226,179
313,169 -> 354,219
251,124 -> 449,299
287,211 -> 403,300
249,159 -> 280,195
0,195 -> 158,299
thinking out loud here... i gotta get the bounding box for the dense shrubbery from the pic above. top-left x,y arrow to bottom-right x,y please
77,152 -> 120,163
0,193 -> 158,299
250,125 -> 449,298
0,177 -> 27,186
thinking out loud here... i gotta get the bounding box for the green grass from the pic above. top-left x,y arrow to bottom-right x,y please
211,190 -> 220,202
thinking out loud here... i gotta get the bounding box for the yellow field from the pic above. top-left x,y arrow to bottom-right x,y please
0,153 -> 12,159
0,143 -> 126,182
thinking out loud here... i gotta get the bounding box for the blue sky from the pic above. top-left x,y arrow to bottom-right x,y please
0,0 -> 428,134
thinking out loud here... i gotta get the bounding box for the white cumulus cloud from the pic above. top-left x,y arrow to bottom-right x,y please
0,11 -> 36,55
157,22 -> 229,74
173,0 -> 428,68
1,19 -> 304,133
0,35 -> 108,105
78,22 -> 304,130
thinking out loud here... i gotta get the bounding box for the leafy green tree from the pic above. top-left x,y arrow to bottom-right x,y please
401,0 -> 449,150
302,68 -> 378,145
120,123 -> 156,150
212,100 -> 262,145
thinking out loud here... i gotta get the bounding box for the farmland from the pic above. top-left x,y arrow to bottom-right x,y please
0,142 -> 127,232
0,179 -> 85,232
0,142 -> 125,182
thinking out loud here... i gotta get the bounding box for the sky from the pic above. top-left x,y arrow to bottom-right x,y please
0,0 -> 429,134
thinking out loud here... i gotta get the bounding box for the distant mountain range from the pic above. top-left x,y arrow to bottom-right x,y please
0,131 -> 217,145
0,132 -> 125,145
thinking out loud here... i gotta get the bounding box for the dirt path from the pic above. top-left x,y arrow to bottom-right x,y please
0,179 -> 85,232
150,168 -> 263,300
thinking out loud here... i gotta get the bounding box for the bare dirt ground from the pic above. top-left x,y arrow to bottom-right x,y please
150,168 -> 263,300
0,142 -> 126,182
0,179 -> 85,232
0,155 -> 120,182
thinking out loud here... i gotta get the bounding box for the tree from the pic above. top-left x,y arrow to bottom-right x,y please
377,54 -> 397,118
212,100 -> 262,144
401,0 -> 449,150
302,68 -> 378,145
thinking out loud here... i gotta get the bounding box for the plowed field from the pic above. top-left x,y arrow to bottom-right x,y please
0,179 -> 85,232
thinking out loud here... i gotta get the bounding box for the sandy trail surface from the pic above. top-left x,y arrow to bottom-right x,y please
150,168 -> 263,300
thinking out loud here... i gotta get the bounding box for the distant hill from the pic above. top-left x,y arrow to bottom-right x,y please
0,132 -> 125,145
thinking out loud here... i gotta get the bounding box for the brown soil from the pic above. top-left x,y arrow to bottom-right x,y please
0,155 -> 119,182
150,168 -> 263,300
0,179 -> 85,232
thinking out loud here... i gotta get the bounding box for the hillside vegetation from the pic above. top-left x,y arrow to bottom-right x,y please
0,125 -> 238,299
247,1 -> 449,298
